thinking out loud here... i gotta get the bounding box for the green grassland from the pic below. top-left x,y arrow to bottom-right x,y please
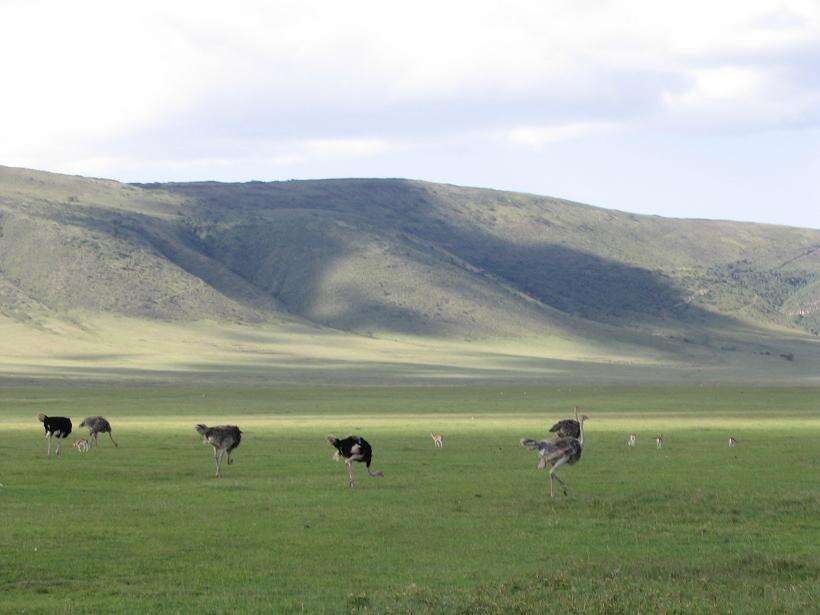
2,385 -> 818,613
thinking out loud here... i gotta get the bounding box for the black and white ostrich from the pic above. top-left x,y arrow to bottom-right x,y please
326,435 -> 384,488
79,416 -> 118,448
548,406 -> 584,439
521,415 -> 588,497
37,413 -> 72,458
195,424 -> 242,478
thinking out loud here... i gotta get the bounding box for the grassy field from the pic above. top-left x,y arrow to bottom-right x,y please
1,385 -> 818,613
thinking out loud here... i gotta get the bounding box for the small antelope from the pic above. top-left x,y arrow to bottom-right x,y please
655,434 -> 664,449
73,438 -> 91,453
627,433 -> 636,447
430,433 -> 444,448
728,436 -> 737,448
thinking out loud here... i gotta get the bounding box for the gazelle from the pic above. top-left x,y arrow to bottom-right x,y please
430,433 -> 444,448
73,438 -> 91,453
655,434 -> 664,449
627,433 -> 636,447
728,436 -> 737,448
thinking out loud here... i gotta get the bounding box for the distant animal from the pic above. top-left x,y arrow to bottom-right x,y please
655,435 -> 664,449
326,435 -> 384,488
37,413 -> 72,458
521,415 -> 588,497
728,436 -> 737,448
79,416 -> 118,448
549,406 -> 584,439
627,433 -> 637,447
195,424 -> 242,478
430,433 -> 444,448
74,438 -> 91,453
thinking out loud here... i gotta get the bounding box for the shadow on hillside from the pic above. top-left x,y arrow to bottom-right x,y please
39,207 -> 281,321
152,180 -> 759,338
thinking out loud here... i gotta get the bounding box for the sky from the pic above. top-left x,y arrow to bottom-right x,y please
1,0 -> 819,228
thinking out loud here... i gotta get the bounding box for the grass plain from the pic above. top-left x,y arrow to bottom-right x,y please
1,384 -> 818,613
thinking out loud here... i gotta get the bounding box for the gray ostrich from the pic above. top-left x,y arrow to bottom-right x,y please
79,416 -> 118,448
521,415 -> 588,497
548,406 -> 584,439
195,424 -> 242,478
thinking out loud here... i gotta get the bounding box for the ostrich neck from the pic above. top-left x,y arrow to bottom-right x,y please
578,421 -> 585,446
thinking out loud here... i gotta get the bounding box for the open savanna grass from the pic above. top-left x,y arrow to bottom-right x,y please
1,385 -> 818,613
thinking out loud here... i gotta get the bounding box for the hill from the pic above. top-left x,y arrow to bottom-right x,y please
0,165 -> 817,383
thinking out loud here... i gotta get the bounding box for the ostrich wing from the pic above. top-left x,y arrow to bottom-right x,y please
521,437 -> 573,463
549,419 -> 580,438
212,425 -> 242,449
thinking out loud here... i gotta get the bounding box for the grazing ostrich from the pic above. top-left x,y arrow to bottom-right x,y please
195,425 -> 242,478
37,413 -> 72,457
627,433 -> 637,447
326,435 -> 384,488
430,433 -> 444,448
728,436 -> 737,448
79,416 -> 118,448
521,415 -> 588,497
549,406 -> 584,439
655,434 -> 664,449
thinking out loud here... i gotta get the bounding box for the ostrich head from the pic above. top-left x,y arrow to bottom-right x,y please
580,415 -> 589,423
195,424 -> 209,442
326,435 -> 344,460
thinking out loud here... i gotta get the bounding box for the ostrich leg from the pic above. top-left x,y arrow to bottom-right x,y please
551,470 -> 568,496
46,434 -> 52,457
345,461 -> 356,488
108,432 -> 118,447
549,457 -> 570,497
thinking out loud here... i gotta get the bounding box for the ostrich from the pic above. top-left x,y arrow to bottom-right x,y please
549,406 -> 584,439
655,434 -> 664,449
326,435 -> 384,488
627,433 -> 637,447
521,415 -> 588,497
728,436 -> 737,448
79,416 -> 118,448
195,424 -> 242,478
37,413 -> 72,457
430,433 -> 444,448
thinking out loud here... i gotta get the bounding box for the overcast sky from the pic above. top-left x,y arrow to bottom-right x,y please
1,0 -> 818,228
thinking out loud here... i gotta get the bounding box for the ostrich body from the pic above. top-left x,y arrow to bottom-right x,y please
79,416 -> 118,448
430,433 -> 444,448
195,425 -> 242,477
37,413 -> 72,457
627,433 -> 636,447
549,406 -> 583,439
521,415 -> 588,497
326,435 -> 384,488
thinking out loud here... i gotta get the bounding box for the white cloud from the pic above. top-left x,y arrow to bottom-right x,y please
303,138 -> 392,158
504,122 -> 624,147
0,0 -> 819,189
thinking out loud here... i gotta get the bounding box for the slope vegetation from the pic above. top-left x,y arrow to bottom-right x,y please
0,165 -> 817,382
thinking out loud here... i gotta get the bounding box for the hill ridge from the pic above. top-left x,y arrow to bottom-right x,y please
1,164 -> 818,382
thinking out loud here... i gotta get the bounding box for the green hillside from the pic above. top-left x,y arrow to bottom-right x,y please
0,165 -> 817,383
